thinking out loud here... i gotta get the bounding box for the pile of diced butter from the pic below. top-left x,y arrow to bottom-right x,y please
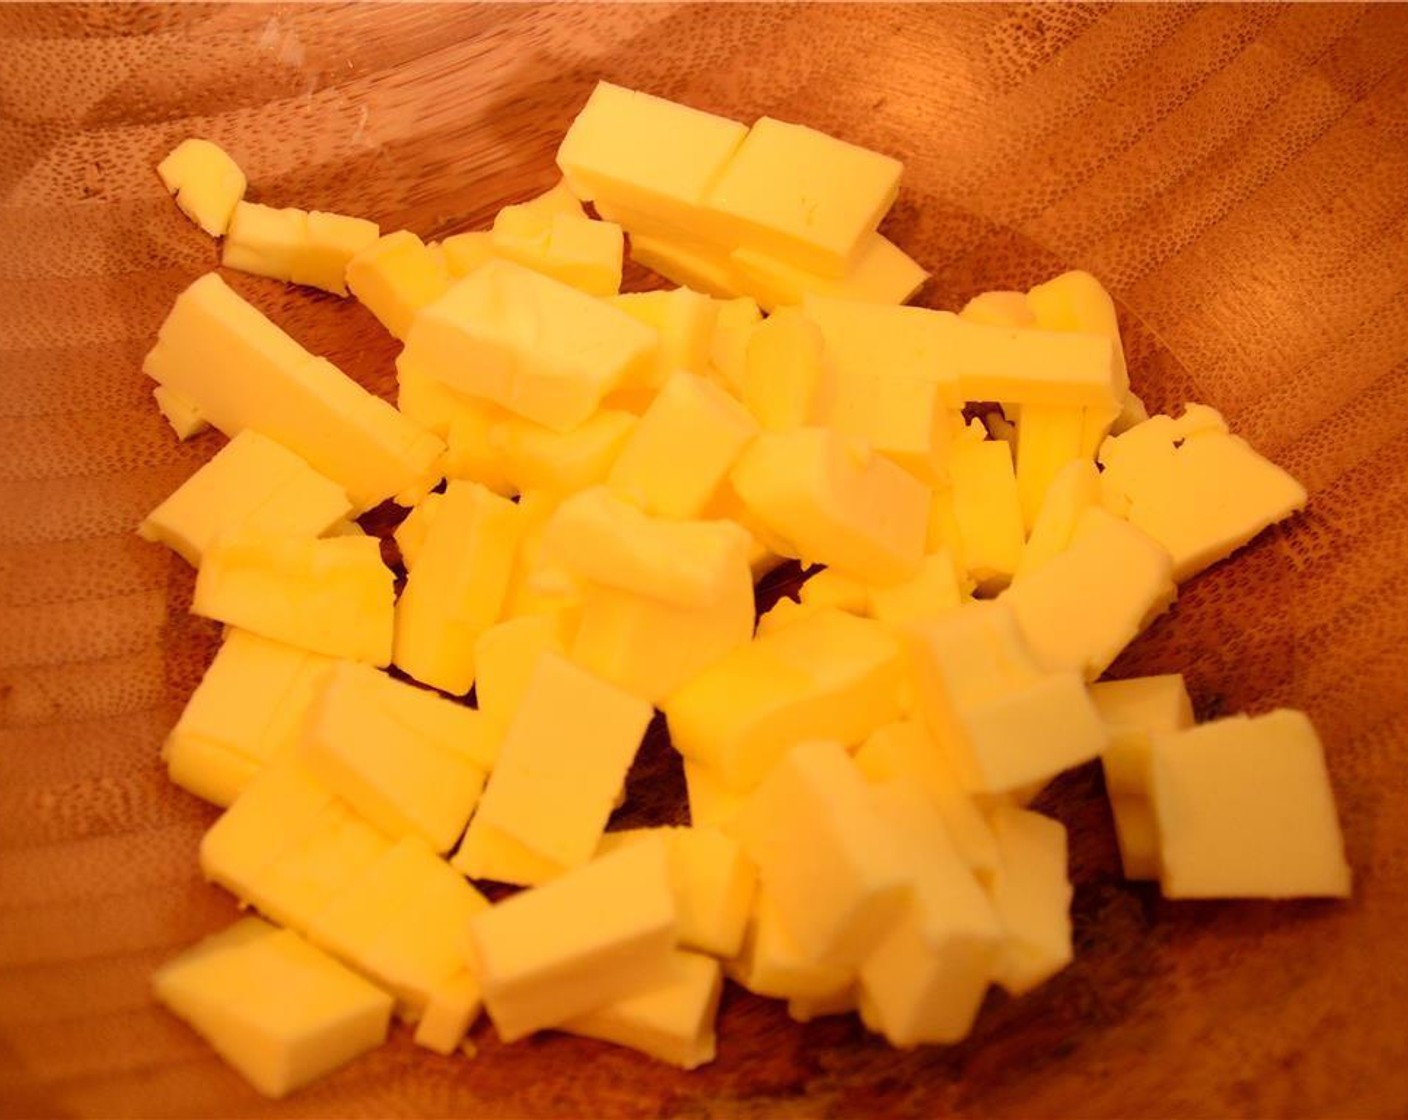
143,84 -> 1351,1099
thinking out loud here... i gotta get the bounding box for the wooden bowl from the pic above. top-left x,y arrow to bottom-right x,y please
3,4 -> 1406,1116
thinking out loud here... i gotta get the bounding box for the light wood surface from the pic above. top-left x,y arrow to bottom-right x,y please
3,3 -> 1408,1116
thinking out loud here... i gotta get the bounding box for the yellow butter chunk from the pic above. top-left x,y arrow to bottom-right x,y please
392,491 -> 442,570
412,970 -> 482,1055
1014,405 -> 1085,532
947,421 -> 1025,590
853,721 -> 999,880
725,888 -> 854,1004
499,491 -> 583,622
153,917 -> 393,1100
493,204 -> 624,297
486,408 -> 637,497
153,384 -> 210,439
1012,458 -> 1100,582
802,296 -> 961,408
223,201 -> 380,296
557,81 -> 748,238
858,782 -> 1002,1047
628,232 -> 742,300
799,567 -> 869,615
143,273 -> 444,511
736,741 -> 909,968
570,570 -> 754,705
1090,674 -> 1194,880
1149,710 -> 1351,899
561,949 -> 723,1070
666,608 -> 905,790
607,287 -> 719,396
471,652 -> 651,871
542,486 -> 753,609
302,663 -> 488,853
163,629 -> 334,807
398,258 -> 657,433
607,370 -> 757,520
823,359 -> 958,487
705,117 -> 902,277
466,835 -> 678,1042
473,613 -> 574,727
193,534 -> 394,665
597,826 -> 758,959
451,815 -> 567,888
730,232 -> 927,312
739,307 -> 826,433
683,760 -> 749,834
905,602 -> 1108,795
393,481 -> 524,695
867,552 -> 966,627
139,429 -> 352,567
1000,507 -> 1175,680
730,428 -> 929,585
959,290 -> 1035,328
707,295 -> 763,393
441,396 -> 520,497
156,138 -> 247,237
944,316 -> 1121,410
1098,405 -> 1308,582
438,231 -> 494,279
986,807 -> 1074,996
346,230 -> 452,340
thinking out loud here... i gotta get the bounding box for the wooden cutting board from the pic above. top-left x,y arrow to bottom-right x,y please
3,3 -> 1407,1116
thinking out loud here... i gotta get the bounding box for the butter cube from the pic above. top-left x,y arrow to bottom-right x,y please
665,608 -> 905,790
561,949 -> 722,1070
949,420 -> 1025,591
451,816 -> 566,888
557,81 -> 747,237
1000,507 -> 1175,680
802,296 -> 961,407
730,232 -> 927,311
193,534 -> 394,665
393,491 -> 442,570
736,741 -> 910,968
305,838 -> 439,966
492,190 -> 624,297
251,805 -> 390,933
139,429 -> 352,567
398,258 -> 656,433
153,384 -> 209,439
1012,459 -> 1100,582
1014,405 -> 1085,531
986,807 -> 1073,996
473,613 -> 573,727
1098,406 -> 1307,582
944,317 -> 1121,410
346,230 -> 452,340
143,273 -> 445,511
302,663 -> 488,853
628,232 -> 742,300
163,629 -> 333,807
607,370 -> 757,520
866,552 -> 966,627
858,783 -> 1002,1047
799,567 -> 869,615
730,428 -> 929,586
959,290 -> 1035,328
822,357 -> 958,487
489,409 -> 637,497
442,396 -> 520,497
739,307 -> 827,433
222,202 -> 379,296
153,917 -> 392,1099
473,652 -> 651,870
156,138 -> 247,236
607,287 -> 719,395
683,760 -> 749,834
466,835 -> 678,1042
597,827 -> 757,959
393,481 -> 524,695
439,230 -> 495,278
412,971 -> 482,1055
705,117 -> 902,277
708,295 -> 763,392
570,571 -> 755,706
542,486 -> 753,609
726,888 -> 854,1003
1149,710 -> 1351,899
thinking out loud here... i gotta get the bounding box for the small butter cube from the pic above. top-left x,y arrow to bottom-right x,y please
473,612 -> 574,727
561,949 -> 722,1070
412,971 -> 482,1055
1012,459 -> 1100,583
1014,405 -> 1085,532
858,783 -> 1002,1047
490,409 -> 637,497
452,816 -> 567,888
607,370 -> 758,520
730,232 -> 927,311
708,295 -> 763,392
441,395 -> 520,496
945,317 -> 1121,410
156,138 -> 247,237
739,307 -> 827,433
726,888 -> 854,1003
866,551 -> 967,627
301,211 -> 383,296
305,838 -> 437,966
346,230 -> 452,340
251,804 -> 390,933
398,258 -> 656,433
736,741 -> 910,968
222,202 -> 379,296
799,567 -> 869,615
705,116 -> 902,277
393,481 -> 524,695
959,290 -> 1035,328
302,662 -> 488,853
440,230 -> 495,277
665,608 -> 905,790
822,357 -> 958,487
193,534 -> 394,665
730,427 -> 929,586
1149,710 -> 1351,899
474,652 -> 652,870
1000,507 -> 1175,680
153,384 -> 210,440
557,81 -> 748,236
986,807 -> 1073,996
597,827 -> 758,959
607,287 -> 719,396
466,835 -> 677,1042
949,421 -> 1025,591
153,917 -> 392,1099
628,232 -> 742,300
139,429 -> 352,567
683,760 -> 749,834
393,491 -> 442,570
492,193 -> 624,297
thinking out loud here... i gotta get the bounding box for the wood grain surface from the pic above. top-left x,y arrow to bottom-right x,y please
3,3 -> 1408,1117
